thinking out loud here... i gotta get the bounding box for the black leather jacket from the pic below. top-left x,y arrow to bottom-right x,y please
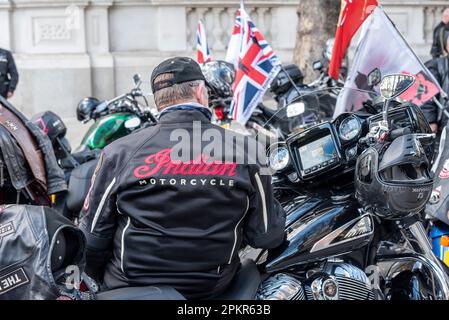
0,48 -> 18,97
80,105 -> 286,299
0,96 -> 67,195
422,57 -> 449,125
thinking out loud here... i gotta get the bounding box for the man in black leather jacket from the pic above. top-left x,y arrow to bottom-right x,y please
431,8 -> 449,59
80,57 -> 286,299
0,48 -> 18,99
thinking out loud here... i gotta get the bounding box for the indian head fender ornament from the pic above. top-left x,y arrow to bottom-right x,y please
133,148 -> 238,179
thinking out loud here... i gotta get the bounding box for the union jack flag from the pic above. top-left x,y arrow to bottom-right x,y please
197,20 -> 212,65
229,5 -> 281,124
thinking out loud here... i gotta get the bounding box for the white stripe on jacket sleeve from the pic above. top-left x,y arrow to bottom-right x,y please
90,177 -> 116,233
254,172 -> 268,233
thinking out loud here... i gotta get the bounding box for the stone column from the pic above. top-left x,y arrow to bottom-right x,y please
0,0 -> 12,49
86,0 -> 115,99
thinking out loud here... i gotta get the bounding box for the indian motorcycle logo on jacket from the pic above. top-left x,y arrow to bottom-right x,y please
133,148 -> 238,187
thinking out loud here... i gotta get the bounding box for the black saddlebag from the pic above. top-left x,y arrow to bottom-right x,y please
0,205 -> 85,300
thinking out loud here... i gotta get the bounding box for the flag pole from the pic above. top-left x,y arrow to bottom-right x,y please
281,65 -> 304,97
433,96 -> 449,119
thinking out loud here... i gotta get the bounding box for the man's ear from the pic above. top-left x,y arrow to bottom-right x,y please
194,84 -> 203,102
195,83 -> 208,107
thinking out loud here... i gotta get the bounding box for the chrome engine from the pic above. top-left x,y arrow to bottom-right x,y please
257,262 -> 374,300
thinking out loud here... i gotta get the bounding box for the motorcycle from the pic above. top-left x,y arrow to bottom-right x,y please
251,74 -> 449,300
91,74 -> 449,300
75,74 -> 157,152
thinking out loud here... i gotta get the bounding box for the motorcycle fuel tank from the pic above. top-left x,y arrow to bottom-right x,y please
264,193 -> 374,273
81,112 -> 137,150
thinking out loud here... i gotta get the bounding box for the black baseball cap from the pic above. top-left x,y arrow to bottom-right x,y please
151,57 -> 206,93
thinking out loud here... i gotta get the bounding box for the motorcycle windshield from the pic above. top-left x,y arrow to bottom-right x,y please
333,86 -> 384,117
262,87 -> 381,138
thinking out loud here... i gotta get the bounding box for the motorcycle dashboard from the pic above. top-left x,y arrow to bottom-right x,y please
287,122 -> 343,181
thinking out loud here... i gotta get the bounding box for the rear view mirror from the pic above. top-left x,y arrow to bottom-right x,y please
380,74 -> 415,99
367,68 -> 381,87
313,60 -> 323,71
133,74 -> 142,87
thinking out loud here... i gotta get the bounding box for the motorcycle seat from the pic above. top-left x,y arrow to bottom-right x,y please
66,158 -> 99,214
95,260 -> 260,300
96,286 -> 186,300
215,259 -> 261,300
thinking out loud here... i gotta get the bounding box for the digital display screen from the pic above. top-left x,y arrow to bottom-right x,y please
298,135 -> 337,171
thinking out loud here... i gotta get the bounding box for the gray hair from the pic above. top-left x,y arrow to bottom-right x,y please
153,73 -> 206,110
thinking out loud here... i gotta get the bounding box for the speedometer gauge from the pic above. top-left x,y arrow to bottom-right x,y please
339,116 -> 361,141
269,146 -> 290,171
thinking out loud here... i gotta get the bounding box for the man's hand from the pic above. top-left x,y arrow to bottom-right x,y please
6,91 -> 13,99
430,123 -> 439,134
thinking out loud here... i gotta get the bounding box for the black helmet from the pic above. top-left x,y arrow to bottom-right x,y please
77,97 -> 100,122
202,60 -> 235,99
271,64 -> 304,96
355,134 -> 433,219
31,111 -> 67,143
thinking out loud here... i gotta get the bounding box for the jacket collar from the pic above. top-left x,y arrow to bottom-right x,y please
158,103 -> 212,124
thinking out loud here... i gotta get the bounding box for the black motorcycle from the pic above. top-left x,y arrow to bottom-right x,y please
250,74 -> 449,300
204,61 -> 326,140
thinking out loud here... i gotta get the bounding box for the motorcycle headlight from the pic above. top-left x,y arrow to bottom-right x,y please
269,145 -> 290,172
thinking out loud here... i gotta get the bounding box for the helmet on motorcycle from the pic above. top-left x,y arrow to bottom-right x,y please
355,134 -> 433,219
77,97 -> 100,122
270,64 -> 304,97
31,111 -> 67,143
201,60 -> 235,99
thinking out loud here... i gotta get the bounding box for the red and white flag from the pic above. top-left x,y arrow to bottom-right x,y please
197,20 -> 212,65
229,3 -> 281,124
329,0 -> 378,80
334,7 -> 443,116
225,9 -> 242,68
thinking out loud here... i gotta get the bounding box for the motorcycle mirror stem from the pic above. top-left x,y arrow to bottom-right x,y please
379,74 -> 416,132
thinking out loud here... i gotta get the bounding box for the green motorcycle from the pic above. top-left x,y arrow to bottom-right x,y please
76,74 -> 157,151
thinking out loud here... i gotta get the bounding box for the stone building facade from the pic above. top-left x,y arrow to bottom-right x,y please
0,0 -> 448,143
